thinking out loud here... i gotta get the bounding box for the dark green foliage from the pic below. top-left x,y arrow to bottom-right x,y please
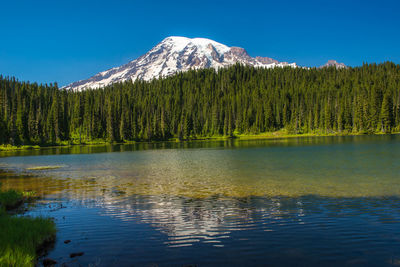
380,91 -> 394,133
0,62 -> 400,144
0,189 -> 23,210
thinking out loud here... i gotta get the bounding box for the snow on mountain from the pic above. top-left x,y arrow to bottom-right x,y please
63,36 -> 297,91
320,60 -> 347,69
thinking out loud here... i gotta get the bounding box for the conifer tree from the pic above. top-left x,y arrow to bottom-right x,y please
380,92 -> 394,133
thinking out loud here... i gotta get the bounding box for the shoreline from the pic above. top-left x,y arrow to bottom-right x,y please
0,130 -> 398,152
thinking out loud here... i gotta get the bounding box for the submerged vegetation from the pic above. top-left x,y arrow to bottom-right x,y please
26,166 -> 63,171
0,62 -> 400,146
0,184 -> 56,267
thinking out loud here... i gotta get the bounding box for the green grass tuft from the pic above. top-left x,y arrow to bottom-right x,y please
0,215 -> 56,267
0,189 -> 23,210
0,185 -> 56,267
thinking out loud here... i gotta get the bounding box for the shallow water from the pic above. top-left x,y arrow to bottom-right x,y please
1,135 -> 400,266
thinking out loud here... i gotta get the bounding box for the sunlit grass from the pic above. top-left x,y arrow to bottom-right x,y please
0,215 -> 56,267
0,185 -> 56,267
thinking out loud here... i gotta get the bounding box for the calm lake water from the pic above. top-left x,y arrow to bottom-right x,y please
1,135 -> 400,266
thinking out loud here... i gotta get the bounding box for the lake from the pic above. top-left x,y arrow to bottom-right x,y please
1,135 -> 400,266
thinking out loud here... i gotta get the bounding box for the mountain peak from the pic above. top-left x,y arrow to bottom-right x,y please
229,47 -> 250,58
321,60 -> 347,69
160,36 -> 230,57
64,37 -> 297,91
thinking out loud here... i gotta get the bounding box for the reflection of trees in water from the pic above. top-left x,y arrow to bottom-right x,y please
2,133 -> 400,198
0,135 -> 388,159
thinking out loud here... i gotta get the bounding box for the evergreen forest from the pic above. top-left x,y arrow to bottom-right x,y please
0,62 -> 399,145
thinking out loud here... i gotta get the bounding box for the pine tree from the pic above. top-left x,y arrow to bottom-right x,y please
106,99 -> 115,142
380,92 -> 394,133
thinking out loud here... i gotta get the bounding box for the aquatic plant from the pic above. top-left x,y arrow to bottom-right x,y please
26,166 -> 63,171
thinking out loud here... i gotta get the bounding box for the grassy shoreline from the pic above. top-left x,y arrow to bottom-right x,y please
0,186 -> 56,267
0,130 -> 398,152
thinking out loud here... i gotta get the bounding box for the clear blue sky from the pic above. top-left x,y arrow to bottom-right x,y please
1,0 -> 399,86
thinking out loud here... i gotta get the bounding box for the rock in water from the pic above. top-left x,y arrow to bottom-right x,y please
70,252 -> 84,258
43,258 -> 57,266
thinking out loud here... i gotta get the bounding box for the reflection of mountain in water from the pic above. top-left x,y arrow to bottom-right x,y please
91,194 -> 400,250
99,195 -> 306,247
22,190 -> 400,266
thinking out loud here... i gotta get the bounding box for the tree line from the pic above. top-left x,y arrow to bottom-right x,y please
0,62 -> 399,145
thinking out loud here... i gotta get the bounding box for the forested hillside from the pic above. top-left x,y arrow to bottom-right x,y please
0,62 -> 399,145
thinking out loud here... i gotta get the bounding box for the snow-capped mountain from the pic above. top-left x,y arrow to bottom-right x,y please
64,36 -> 297,91
321,60 -> 347,69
